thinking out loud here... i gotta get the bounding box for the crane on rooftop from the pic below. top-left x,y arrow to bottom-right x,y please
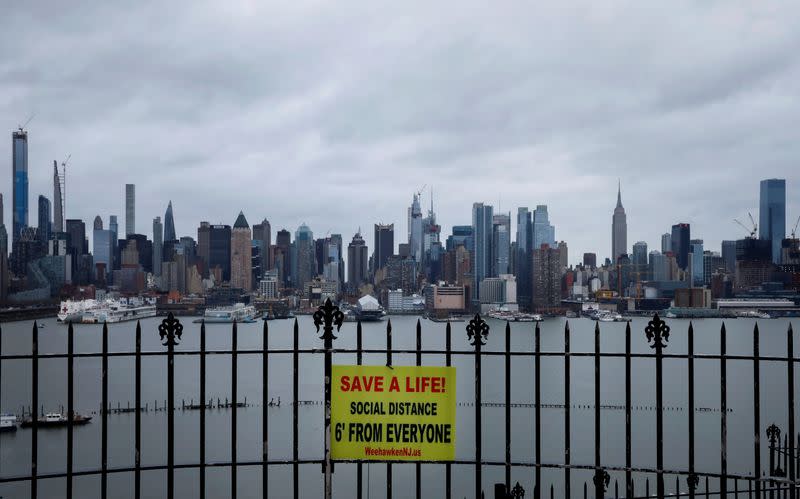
791,215 -> 800,239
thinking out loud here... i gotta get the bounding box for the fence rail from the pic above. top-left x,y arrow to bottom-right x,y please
0,301 -> 797,499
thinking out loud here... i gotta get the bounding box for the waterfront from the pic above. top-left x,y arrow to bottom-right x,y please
0,314 -> 796,498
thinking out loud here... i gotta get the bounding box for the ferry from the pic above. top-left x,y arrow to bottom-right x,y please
195,303 -> 258,323
486,310 -> 542,322
21,412 -> 92,428
81,301 -> 157,324
0,414 -> 17,432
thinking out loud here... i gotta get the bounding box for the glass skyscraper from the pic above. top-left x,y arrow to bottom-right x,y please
471,202 -> 493,303
759,178 -> 786,264
532,205 -> 555,250
38,195 -> 51,244
12,129 -> 28,244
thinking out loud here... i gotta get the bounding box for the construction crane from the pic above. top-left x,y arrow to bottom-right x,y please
747,212 -> 758,235
791,216 -> 800,239
733,218 -> 757,239
18,112 -> 35,131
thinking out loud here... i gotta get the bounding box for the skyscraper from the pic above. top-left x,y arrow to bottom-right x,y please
612,182 -> 627,263
125,184 -> 135,236
231,211 -> 252,290
53,160 -> 64,234
12,128 -> 28,244
294,224 -> 315,290
492,213 -> 511,276
661,233 -> 671,255
276,229 -> 291,286
759,178 -> 786,264
347,230 -> 368,289
472,202 -> 493,303
632,241 -> 648,280
373,223 -> 394,272
93,216 -> 113,281
690,239 -> 704,286
721,240 -> 736,274
163,201 -> 176,242
408,193 -> 423,262
531,244 -> 561,311
671,223 -> 691,270
153,217 -> 163,277
532,205 -> 555,249
515,208 -> 532,306
209,225 -> 232,282
252,219 -> 271,273
37,195 -> 51,243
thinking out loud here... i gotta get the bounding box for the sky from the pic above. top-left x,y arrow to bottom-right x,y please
1,1 -> 799,263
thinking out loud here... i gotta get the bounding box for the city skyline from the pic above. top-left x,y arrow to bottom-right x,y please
1,2 -> 799,261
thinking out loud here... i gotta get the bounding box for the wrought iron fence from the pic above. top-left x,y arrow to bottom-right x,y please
0,300 -> 797,498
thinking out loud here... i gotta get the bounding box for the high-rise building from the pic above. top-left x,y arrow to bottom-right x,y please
37,195 -> 51,243
759,178 -> 786,264
532,205 -> 555,249
347,230 -> 368,289
12,128 -> 28,244
53,160 -> 64,234
275,229 -> 291,286
612,182 -> 627,263
689,239 -> 704,286
230,212 -> 252,290
557,241 -> 568,270
661,233 -> 671,254
209,225 -> 232,282
294,224 -> 315,290
446,226 -> 473,253
531,244 -> 561,311
583,253 -> 597,268
671,223 -> 691,270
65,219 -> 87,256
153,217 -> 163,276
252,219 -> 271,273
163,201 -> 176,242
374,223 -> 394,272
408,193 -> 423,262
197,221 -> 210,274
735,238 -> 772,290
648,251 -> 667,281
515,207 -> 532,307
92,216 -> 113,282
472,203 -> 493,304
721,240 -> 736,274
125,184 -> 135,236
492,213 -> 510,276
632,241 -> 648,280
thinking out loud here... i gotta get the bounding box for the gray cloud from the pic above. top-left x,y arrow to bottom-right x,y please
1,0 -> 799,263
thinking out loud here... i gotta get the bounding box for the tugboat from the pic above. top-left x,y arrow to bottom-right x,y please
21,412 -> 92,428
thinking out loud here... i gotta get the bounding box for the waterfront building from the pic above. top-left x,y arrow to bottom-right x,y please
37,195 -> 51,243
425,284 -> 467,315
163,201 -> 176,242
671,223 -> 691,270
472,202 -> 493,304
230,212 -> 252,290
125,184 -> 135,236
12,127 -> 28,245
612,182 -> 627,263
347,230 -> 368,290
759,178 -> 786,263
258,269 -> 279,298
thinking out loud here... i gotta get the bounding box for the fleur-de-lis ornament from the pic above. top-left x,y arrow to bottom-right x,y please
593,469 -> 610,492
766,423 -> 781,444
313,298 -> 344,341
466,314 -> 489,347
510,481 -> 525,498
645,313 -> 670,349
158,312 -> 183,347
687,473 -> 699,491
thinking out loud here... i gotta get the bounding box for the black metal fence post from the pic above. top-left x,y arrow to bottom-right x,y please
292,318 -> 299,499
67,322 -> 74,499
446,320 -> 453,499
645,313 -> 670,498
593,322 -> 608,498
416,318 -> 423,499
468,314 -> 489,499
534,321 -> 541,499
754,324 -> 761,498
158,313 -> 183,499
262,319 -> 268,499
564,322 -> 571,499
505,321 -> 511,492
688,323 -> 697,499
231,320 -> 238,499
386,318 -> 393,499
787,324 -> 795,499
625,321 -> 632,498
356,320 -> 363,499
101,322 -> 108,499
135,321 -> 142,499
31,320 -> 38,499
199,320 -> 206,499
721,323 -> 728,497
313,298 -> 344,499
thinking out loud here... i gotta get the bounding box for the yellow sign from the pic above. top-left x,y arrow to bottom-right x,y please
331,365 -> 456,461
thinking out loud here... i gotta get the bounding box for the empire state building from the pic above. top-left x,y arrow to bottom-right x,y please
612,181 -> 627,263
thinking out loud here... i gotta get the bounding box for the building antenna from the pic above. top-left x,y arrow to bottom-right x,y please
61,154 -> 71,222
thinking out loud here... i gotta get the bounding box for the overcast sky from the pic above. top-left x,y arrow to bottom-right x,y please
1,1 -> 798,263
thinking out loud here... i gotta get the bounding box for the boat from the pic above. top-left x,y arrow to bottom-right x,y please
195,303 -> 258,323
21,412 -> 92,428
0,414 -> 17,432
487,309 -> 542,322
58,299 -> 101,322
595,310 -> 624,322
355,295 -> 385,322
81,301 -> 157,324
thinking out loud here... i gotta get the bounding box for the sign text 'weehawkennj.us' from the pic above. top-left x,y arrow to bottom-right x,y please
331,365 -> 456,461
